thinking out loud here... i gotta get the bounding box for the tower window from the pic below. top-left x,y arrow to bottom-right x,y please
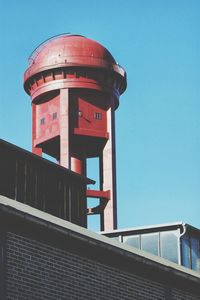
78,111 -> 83,117
95,112 -> 102,120
53,112 -> 57,120
40,118 -> 45,125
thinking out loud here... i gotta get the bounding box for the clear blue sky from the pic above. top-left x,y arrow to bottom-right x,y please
0,0 -> 200,231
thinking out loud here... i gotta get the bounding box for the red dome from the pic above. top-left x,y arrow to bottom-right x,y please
24,35 -> 123,81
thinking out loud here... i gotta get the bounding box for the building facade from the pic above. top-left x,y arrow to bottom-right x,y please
0,139 -> 93,227
0,195 -> 200,300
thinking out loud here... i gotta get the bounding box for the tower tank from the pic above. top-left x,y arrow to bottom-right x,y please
24,34 -> 127,231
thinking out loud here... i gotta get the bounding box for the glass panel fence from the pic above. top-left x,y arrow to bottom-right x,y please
141,233 -> 159,256
160,230 -> 178,263
123,235 -> 140,249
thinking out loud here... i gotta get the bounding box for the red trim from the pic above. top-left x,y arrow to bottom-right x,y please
74,128 -> 109,139
86,189 -> 110,200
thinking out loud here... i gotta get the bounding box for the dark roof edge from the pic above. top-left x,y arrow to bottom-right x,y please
0,139 -> 95,184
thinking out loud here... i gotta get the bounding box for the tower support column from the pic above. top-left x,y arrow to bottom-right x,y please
60,88 -> 70,168
101,105 -> 117,231
32,103 -> 42,156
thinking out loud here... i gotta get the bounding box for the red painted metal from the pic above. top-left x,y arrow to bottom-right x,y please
24,34 -> 127,231
86,189 -> 110,200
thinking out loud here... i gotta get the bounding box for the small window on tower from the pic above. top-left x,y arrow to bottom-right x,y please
40,118 -> 45,125
95,112 -> 102,120
78,111 -> 83,117
53,112 -> 57,120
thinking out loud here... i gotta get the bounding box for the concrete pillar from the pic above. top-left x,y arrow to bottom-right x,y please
101,105 -> 117,231
60,88 -> 70,168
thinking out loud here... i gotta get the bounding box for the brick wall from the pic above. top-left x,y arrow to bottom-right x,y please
5,231 -> 200,300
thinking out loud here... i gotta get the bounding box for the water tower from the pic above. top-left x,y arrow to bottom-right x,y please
24,34 -> 127,231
